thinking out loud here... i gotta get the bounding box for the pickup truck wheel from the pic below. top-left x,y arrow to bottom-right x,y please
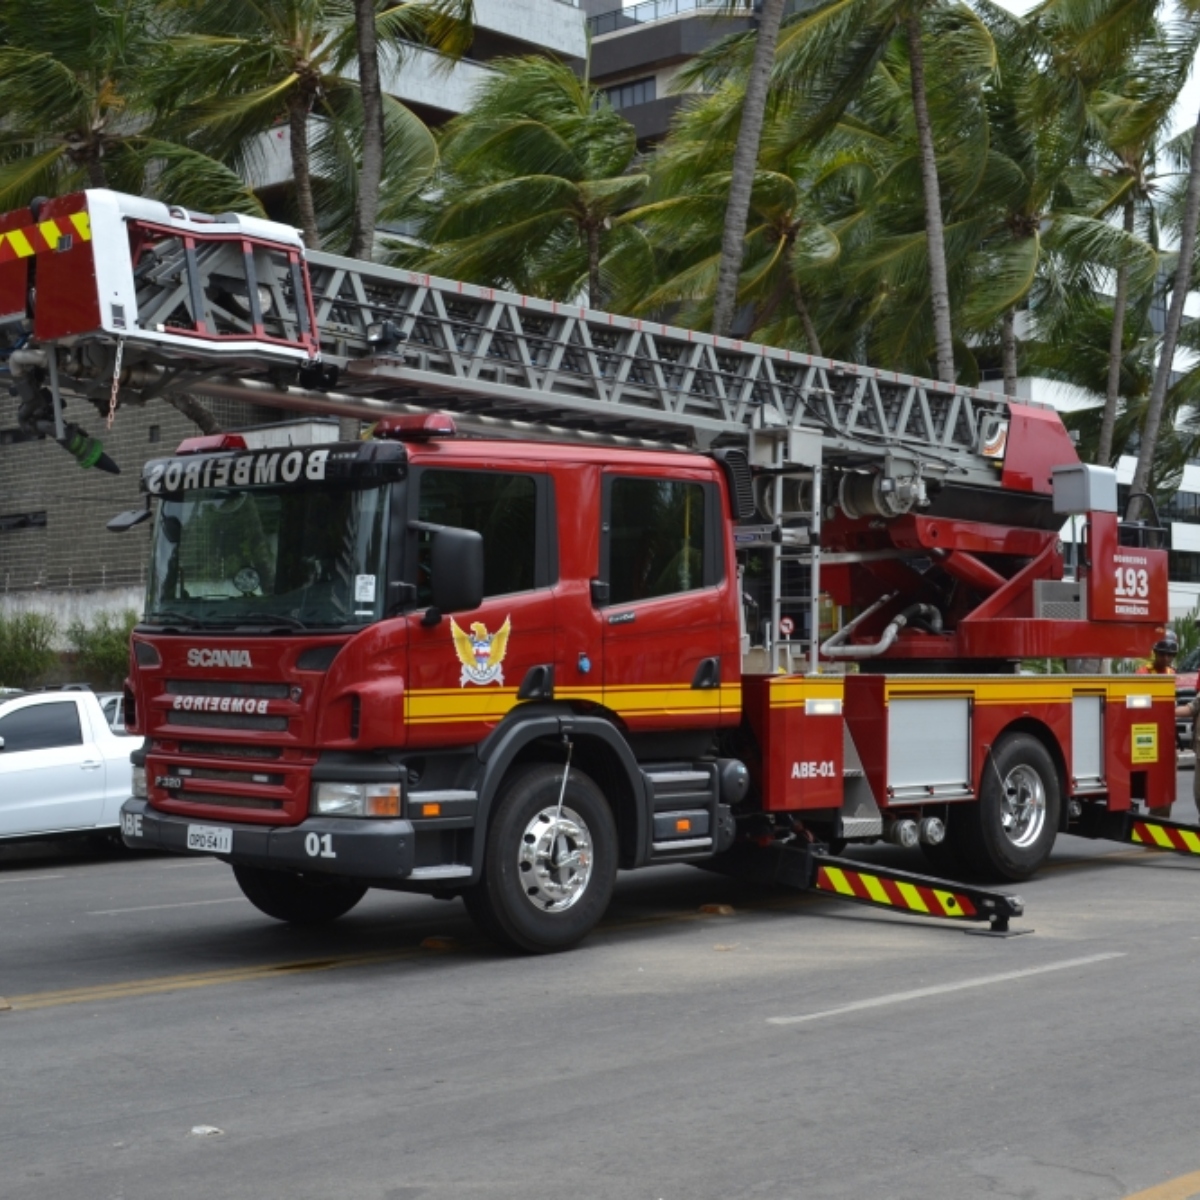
469,762 -> 617,954
232,865 -> 367,925
950,733 -> 1060,882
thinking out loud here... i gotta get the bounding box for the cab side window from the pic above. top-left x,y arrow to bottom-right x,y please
416,469 -> 552,603
0,702 -> 83,753
606,477 -> 719,605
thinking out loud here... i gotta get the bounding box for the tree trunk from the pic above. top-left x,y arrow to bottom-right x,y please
905,13 -> 955,385
1097,199 -> 1135,466
162,392 -> 223,434
350,0 -> 384,261
86,153 -> 107,189
1131,110 -> 1200,512
586,221 -> 602,307
788,271 -> 823,356
1001,306 -> 1018,396
289,93 -> 322,251
711,0 -> 787,337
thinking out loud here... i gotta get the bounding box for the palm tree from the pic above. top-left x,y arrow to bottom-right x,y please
710,0 -> 789,337
399,56 -> 647,304
349,0 -> 474,260
0,0 -> 258,213
761,0 -> 999,382
155,0 -> 442,252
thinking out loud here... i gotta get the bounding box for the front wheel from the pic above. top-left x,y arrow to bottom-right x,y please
950,732 -> 1060,882
232,864 -> 367,925
466,762 -> 617,954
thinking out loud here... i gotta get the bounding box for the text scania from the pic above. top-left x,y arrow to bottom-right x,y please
187,648 -> 253,668
172,695 -> 270,715
145,447 -> 329,494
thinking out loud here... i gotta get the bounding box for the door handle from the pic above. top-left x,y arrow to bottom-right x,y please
81,760 -> 102,770
691,657 -> 720,690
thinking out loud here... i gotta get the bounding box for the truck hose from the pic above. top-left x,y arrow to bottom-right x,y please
820,597 -> 942,660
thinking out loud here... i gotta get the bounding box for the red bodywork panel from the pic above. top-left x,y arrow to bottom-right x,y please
1000,403 -> 1080,494
1084,511 -> 1169,624
0,204 -> 32,323
742,676 -> 845,811
32,193 -> 100,342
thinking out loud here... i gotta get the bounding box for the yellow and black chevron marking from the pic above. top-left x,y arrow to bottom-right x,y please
815,863 -> 979,919
0,212 -> 91,263
1130,819 -> 1200,856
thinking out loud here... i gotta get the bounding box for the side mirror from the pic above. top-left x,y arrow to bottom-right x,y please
107,506 -> 152,533
430,526 -> 484,615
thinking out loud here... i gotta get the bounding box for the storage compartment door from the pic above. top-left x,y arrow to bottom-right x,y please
888,697 -> 970,801
1072,694 -> 1104,789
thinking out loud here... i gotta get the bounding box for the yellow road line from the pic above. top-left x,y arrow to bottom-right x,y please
1123,1169 -> 1200,1199
3,949 -> 418,1012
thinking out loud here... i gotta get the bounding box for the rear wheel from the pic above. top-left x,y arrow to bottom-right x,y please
950,733 -> 1060,882
232,864 -> 367,925
466,762 -> 617,954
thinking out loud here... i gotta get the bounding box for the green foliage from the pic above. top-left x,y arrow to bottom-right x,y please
0,612 -> 59,690
67,610 -> 139,690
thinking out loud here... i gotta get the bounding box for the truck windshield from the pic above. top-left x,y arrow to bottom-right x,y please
145,483 -> 389,629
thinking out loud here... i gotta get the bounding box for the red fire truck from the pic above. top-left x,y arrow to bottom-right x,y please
3,189 -> 1194,952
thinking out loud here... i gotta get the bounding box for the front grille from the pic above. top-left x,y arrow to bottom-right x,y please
168,679 -> 289,699
173,791 -> 285,811
177,740 -> 283,760
168,711 -> 289,732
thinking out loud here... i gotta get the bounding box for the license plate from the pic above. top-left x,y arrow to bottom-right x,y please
187,824 -> 232,854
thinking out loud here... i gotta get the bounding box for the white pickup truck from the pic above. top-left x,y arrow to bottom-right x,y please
0,689 -> 142,841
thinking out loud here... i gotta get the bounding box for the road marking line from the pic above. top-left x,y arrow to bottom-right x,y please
0,874 -> 65,884
767,952 -> 1126,1026
88,898 -> 245,915
4,949 -> 423,1011
1123,1169 -> 1200,1199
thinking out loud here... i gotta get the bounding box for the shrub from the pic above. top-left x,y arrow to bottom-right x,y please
0,611 -> 60,690
68,610 -> 140,690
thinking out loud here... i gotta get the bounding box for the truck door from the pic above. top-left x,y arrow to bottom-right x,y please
597,471 -> 727,730
0,697 -> 105,836
405,465 -> 557,743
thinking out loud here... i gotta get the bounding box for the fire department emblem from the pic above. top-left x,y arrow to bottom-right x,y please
451,616 -> 512,687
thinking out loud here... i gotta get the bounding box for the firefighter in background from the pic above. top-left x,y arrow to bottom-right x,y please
1137,630 -> 1178,675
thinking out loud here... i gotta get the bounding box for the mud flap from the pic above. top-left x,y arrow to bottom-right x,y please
708,842 -> 1026,934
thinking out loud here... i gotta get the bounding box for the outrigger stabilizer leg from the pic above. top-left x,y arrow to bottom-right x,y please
1075,806 -> 1200,858
712,841 -> 1027,935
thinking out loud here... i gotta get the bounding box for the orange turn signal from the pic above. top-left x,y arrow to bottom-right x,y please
364,785 -> 401,817
675,818 -> 692,833
420,802 -> 442,818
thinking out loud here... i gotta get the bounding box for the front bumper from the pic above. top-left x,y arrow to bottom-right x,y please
119,798 -> 415,880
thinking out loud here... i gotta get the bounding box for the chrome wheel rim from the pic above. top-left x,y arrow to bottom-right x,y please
1000,764 -> 1046,848
517,805 -> 594,912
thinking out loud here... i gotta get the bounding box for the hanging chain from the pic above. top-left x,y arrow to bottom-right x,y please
106,339 -> 125,431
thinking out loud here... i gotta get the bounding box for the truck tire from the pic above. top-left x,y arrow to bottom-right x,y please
232,865 -> 367,925
467,762 -> 617,954
950,733 -> 1060,882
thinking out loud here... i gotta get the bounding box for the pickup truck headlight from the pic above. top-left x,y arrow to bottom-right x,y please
312,781 -> 401,817
132,765 -> 147,799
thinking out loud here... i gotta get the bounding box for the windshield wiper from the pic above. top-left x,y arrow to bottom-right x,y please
144,610 -> 203,628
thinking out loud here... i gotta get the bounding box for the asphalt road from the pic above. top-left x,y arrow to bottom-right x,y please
4,778 -> 1200,1200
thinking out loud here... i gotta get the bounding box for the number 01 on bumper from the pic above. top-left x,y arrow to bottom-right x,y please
187,824 -> 232,854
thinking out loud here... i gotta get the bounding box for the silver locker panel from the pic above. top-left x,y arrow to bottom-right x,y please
1072,694 -> 1104,789
888,697 -> 971,799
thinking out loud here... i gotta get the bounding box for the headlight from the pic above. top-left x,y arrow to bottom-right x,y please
312,781 -> 401,817
132,765 -> 147,799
